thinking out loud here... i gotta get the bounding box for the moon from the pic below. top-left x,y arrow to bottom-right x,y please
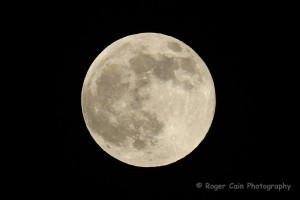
81,33 -> 216,167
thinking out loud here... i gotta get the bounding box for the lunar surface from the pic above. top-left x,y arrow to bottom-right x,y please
81,33 -> 215,167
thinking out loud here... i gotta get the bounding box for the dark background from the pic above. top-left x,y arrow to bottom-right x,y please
47,1 -> 296,198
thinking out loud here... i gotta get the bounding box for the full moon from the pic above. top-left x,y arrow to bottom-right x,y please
81,33 -> 216,167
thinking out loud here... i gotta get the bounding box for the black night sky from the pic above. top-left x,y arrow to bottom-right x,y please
48,1 -> 296,198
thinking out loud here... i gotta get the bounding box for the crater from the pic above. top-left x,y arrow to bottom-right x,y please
167,41 -> 182,52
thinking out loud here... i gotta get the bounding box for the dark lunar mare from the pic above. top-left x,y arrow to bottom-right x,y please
82,51 -> 200,150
